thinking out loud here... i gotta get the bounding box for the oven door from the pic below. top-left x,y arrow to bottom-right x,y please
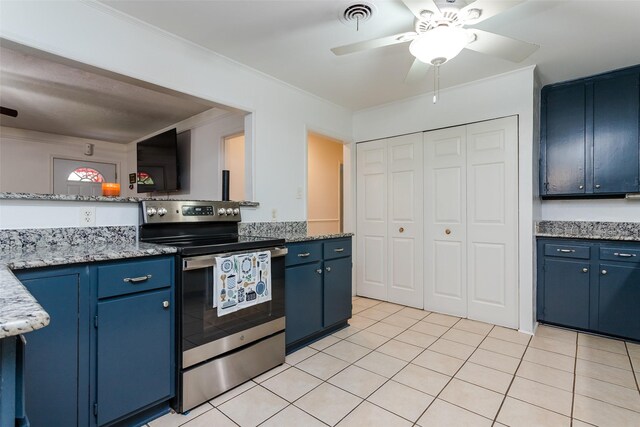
180,246 -> 286,368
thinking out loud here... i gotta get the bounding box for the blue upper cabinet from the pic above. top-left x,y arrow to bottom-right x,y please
541,66 -> 640,197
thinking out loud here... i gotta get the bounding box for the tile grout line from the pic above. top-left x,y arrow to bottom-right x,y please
624,341 -> 640,392
571,331 -> 578,426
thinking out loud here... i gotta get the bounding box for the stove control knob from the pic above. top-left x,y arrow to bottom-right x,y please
146,207 -> 157,217
233,208 -> 240,216
218,208 -> 227,216
226,208 -> 233,216
157,207 -> 167,216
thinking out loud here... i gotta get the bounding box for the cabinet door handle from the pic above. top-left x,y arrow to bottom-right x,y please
557,249 -> 575,253
595,184 -> 601,189
326,267 -> 332,272
334,248 -> 344,252
582,268 -> 588,273
298,252 -> 311,257
162,301 -> 170,309
614,252 -> 635,258
601,269 -> 608,275
123,274 -> 152,283
579,185 -> 584,189
316,269 -> 323,274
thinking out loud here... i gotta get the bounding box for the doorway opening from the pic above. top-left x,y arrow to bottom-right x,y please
307,132 -> 345,235
223,133 -> 245,201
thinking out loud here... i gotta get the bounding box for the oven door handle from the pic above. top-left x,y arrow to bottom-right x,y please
183,247 -> 288,271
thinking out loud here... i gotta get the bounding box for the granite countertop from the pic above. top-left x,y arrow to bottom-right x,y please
0,265 -> 50,339
283,232 -> 354,243
536,221 -> 640,241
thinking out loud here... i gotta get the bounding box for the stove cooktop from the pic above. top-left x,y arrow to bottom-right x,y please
153,235 -> 285,257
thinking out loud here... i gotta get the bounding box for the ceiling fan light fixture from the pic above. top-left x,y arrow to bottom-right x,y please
409,25 -> 470,65
464,8 -> 482,21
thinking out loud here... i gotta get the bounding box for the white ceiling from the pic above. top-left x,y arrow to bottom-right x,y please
98,0 -> 640,110
0,45 -> 223,143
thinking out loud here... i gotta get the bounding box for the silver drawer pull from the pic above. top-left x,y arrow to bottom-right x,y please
614,252 -> 635,257
123,274 -> 152,283
298,252 -> 311,258
334,248 -> 345,252
557,249 -> 575,253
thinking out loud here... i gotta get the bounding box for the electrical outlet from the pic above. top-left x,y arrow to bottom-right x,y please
79,207 -> 96,226
296,187 -> 303,199
271,208 -> 277,221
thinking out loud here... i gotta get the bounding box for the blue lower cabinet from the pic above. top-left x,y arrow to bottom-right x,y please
540,258 -> 590,329
323,257 -> 352,328
285,262 -> 323,345
597,263 -> 640,339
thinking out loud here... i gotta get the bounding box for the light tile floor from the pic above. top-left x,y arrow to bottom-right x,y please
149,297 -> 640,427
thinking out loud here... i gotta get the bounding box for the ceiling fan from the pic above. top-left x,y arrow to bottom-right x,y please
332,0 -> 539,89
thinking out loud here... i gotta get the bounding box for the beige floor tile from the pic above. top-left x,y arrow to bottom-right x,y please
413,349 -> 465,376
323,340 -> 371,363
575,374 -> 640,412
429,338 -> 477,360
392,363 -> 451,396
396,306 -> 429,320
261,367 -> 322,402
367,380 -> 434,422
573,394 -> 640,427
376,339 -> 423,362
455,362 -> 513,394
374,302 -> 405,314
365,322 -> 405,338
209,380 -> 257,406
439,378 -> 504,419
453,319 -> 493,336
218,385 -> 287,427
295,383 -> 362,426
516,360 -> 574,392
394,330 -> 437,348
348,315 -> 377,330
571,420 -> 597,427
417,399 -> 492,427
327,365 -> 387,398
424,312 -> 460,327
489,326 -> 532,346
479,336 -> 527,358
523,347 -> 575,373
576,358 -> 637,389
352,298 -> 382,309
359,308 -> 392,321
309,335 -> 341,351
332,325 -> 360,339
410,320 -> 449,337
631,354 -> 640,372
578,333 -> 627,355
285,346 -> 318,366
380,313 -> 420,329
355,351 -> 408,378
336,401 -> 412,427
530,335 -> 577,357
346,330 -> 390,349
496,397 -> 571,427
535,325 -> 577,344
507,376 -> 573,416
180,408 -> 237,427
149,403 -> 214,427
351,305 -> 366,314
577,345 -> 632,370
260,405 -> 326,427
296,352 -> 350,380
468,348 -> 521,374
252,363 -> 291,383
442,328 -> 485,347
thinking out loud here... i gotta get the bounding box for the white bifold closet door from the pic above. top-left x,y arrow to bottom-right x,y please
425,116 -> 518,328
356,133 -> 424,308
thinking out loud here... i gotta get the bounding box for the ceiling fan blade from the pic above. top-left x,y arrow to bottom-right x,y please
0,106 -> 18,117
465,29 -> 538,62
331,33 -> 414,56
461,0 -> 526,25
401,0 -> 441,20
405,58 -> 431,84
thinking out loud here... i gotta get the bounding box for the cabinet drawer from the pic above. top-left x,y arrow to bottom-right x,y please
544,243 -> 591,259
600,247 -> 640,263
285,242 -> 322,267
323,238 -> 352,260
97,257 -> 172,299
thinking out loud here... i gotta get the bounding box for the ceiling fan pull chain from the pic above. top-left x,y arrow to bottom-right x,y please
433,64 -> 440,104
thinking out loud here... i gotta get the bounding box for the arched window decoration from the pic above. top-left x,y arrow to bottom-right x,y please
137,172 -> 155,185
67,167 -> 105,182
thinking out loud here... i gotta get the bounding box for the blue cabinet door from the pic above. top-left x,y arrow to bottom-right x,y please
597,263 -> 640,340
19,272 -> 81,427
593,73 -> 640,194
96,289 -> 172,426
323,257 -> 352,327
285,262 -> 323,345
542,84 -> 587,195
541,258 -> 590,329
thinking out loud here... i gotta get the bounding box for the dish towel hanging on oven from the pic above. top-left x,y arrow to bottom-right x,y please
214,250 -> 272,317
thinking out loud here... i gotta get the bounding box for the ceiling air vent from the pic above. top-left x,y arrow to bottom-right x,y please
340,2 -> 376,29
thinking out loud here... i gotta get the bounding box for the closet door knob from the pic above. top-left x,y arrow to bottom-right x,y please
445,229 -> 451,235
399,227 -> 404,233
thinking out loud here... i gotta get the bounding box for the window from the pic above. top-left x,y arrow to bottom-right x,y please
137,172 -> 155,185
67,167 -> 105,182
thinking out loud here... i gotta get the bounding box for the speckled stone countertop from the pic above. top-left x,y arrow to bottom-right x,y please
0,226 -> 177,339
283,232 -> 354,243
536,221 -> 640,241
238,221 -> 353,242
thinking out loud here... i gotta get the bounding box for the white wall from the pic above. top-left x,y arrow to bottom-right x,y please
0,0 -> 352,223
353,66 -> 537,333
541,199 -> 640,221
